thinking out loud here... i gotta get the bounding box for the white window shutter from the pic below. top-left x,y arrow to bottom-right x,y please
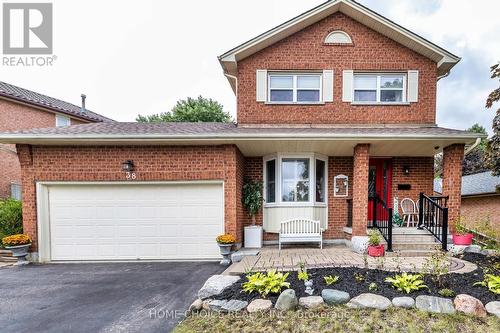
342,70 -> 353,102
407,70 -> 419,102
256,70 -> 267,102
322,70 -> 334,102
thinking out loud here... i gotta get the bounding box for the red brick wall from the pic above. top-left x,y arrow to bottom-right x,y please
326,157 -> 353,239
461,195 -> 500,230
442,144 -> 465,232
16,144 -> 243,250
392,157 -> 434,210
352,144 -> 370,236
237,12 -> 437,125
0,98 -> 88,198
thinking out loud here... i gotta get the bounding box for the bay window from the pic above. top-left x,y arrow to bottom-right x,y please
268,73 -> 322,103
264,154 -> 327,205
353,73 -> 406,103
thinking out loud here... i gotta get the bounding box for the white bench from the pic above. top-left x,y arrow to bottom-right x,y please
279,218 -> 323,250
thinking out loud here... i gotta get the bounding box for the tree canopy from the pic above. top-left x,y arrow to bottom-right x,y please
136,96 -> 232,123
485,63 -> 500,184
463,123 -> 489,175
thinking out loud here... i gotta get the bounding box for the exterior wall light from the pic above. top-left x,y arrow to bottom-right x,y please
122,160 -> 135,172
402,165 -> 410,175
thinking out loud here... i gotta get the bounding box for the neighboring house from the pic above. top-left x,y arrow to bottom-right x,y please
0,81 -> 113,200
0,0 -> 484,262
435,172 -> 500,229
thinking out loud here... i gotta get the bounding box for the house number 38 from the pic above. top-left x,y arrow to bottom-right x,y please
126,172 -> 137,180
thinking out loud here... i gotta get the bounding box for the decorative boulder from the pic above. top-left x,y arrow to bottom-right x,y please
347,293 -> 392,310
188,299 -> 203,312
485,301 -> 500,317
392,297 -> 415,308
321,289 -> 350,305
247,299 -> 272,313
208,299 -> 248,313
454,294 -> 487,317
299,296 -> 324,309
416,296 -> 455,314
202,299 -> 212,311
464,245 -> 482,254
198,275 -> 240,300
275,289 -> 298,311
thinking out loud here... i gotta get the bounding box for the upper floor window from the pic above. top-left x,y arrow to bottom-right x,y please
56,114 -> 71,127
268,73 -> 322,103
353,73 -> 406,103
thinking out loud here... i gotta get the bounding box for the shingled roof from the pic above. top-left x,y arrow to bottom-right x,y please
461,171 -> 500,196
0,81 -> 113,123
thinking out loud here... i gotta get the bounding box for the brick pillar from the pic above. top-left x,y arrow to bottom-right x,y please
442,144 -> 465,232
352,144 -> 370,236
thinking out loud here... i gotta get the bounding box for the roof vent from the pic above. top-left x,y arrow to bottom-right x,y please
81,94 -> 86,113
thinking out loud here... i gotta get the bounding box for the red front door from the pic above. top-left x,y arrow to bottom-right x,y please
368,158 -> 392,221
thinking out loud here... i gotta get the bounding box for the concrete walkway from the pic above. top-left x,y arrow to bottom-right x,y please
224,244 -> 477,275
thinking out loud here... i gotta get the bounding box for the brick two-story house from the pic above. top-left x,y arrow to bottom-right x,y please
0,0 -> 483,262
0,81 -> 112,199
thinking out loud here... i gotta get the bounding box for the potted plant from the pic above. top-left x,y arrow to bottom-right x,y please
2,234 -> 31,265
216,234 -> 236,266
452,223 -> 473,245
242,179 -> 263,248
367,230 -> 385,257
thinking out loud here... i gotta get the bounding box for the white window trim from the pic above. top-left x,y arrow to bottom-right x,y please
263,153 -> 328,208
56,114 -> 71,127
267,72 -> 323,104
352,73 -> 407,105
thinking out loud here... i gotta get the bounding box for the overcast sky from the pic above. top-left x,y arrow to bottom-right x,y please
1,0 -> 499,134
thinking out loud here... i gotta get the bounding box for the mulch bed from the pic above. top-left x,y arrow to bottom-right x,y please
215,253 -> 500,305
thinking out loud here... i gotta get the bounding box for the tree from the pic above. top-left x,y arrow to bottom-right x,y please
462,123 -> 489,175
485,62 -> 500,187
242,179 -> 262,226
136,96 -> 232,123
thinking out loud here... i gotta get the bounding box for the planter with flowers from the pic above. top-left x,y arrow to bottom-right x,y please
453,224 -> 473,246
216,234 -> 236,266
367,230 -> 385,257
2,234 -> 31,265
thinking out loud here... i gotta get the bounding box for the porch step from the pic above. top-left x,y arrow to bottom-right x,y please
386,250 -> 440,257
392,242 -> 442,251
0,256 -> 17,262
391,235 -> 437,243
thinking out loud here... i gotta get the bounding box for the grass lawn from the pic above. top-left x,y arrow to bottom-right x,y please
174,306 -> 500,333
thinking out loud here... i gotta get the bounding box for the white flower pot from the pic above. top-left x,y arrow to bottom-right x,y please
244,226 -> 262,248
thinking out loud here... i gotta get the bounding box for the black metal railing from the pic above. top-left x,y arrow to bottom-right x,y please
369,194 -> 393,251
418,192 -> 448,251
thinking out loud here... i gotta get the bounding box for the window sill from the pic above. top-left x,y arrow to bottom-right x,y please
264,102 -> 325,105
351,102 -> 411,106
264,203 -> 327,208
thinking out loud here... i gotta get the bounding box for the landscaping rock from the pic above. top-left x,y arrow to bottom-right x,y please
416,296 -> 456,314
188,299 -> 203,312
351,236 -> 369,254
299,296 -> 324,309
449,245 -> 467,256
392,297 -> 415,308
485,301 -> 500,317
321,289 -> 350,305
247,299 -> 272,313
223,300 -> 248,312
202,299 -> 212,311
198,275 -> 240,300
208,299 -> 248,313
346,293 -> 392,310
454,294 -> 487,317
464,245 -> 482,254
275,289 -> 298,311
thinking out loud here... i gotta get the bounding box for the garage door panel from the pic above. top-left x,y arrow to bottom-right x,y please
47,183 -> 224,261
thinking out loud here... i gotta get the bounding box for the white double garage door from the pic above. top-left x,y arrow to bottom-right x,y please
39,182 -> 224,261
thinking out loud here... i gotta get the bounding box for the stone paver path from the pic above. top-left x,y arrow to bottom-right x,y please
224,244 -> 477,275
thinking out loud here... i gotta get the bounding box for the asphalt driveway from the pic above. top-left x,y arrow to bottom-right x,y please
0,262 -> 224,333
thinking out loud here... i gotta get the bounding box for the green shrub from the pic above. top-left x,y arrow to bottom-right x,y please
0,199 -> 22,242
369,282 -> 378,291
474,274 -> 500,294
297,270 -> 309,282
324,275 -> 339,285
368,230 -> 381,246
438,288 -> 456,297
385,273 -> 428,294
243,269 -> 290,297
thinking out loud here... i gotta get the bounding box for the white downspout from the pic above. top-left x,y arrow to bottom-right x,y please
464,137 -> 482,155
